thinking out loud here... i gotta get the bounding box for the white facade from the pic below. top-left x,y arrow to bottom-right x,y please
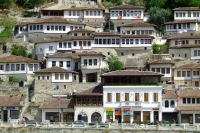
162,98 -> 177,112
191,48 -> 200,60
150,64 -> 172,78
174,10 -> 200,20
103,86 -> 163,123
165,23 -> 198,33
110,9 -> 144,20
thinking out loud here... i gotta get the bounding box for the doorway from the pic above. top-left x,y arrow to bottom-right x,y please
195,81 -> 199,87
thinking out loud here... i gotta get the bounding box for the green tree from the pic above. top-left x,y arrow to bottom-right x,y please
143,0 -> 166,11
108,54 -> 123,71
128,0 -> 136,5
0,0 -> 12,9
147,7 -> 171,26
152,44 -> 162,54
11,44 -> 28,57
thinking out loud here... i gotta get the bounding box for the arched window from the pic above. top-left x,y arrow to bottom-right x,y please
171,100 -> 175,108
165,100 -> 169,108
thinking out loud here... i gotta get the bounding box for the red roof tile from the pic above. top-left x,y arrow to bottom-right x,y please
68,29 -> 95,33
101,70 -> 164,77
46,52 -> 79,59
71,36 -> 93,40
110,5 -> 144,10
168,35 -> 200,40
175,63 -> 200,69
169,44 -> 200,49
34,66 -> 77,73
0,95 -> 26,107
121,35 -> 155,39
118,22 -> 160,30
78,51 -> 106,57
148,60 -> 175,65
29,17 -> 85,25
176,106 -> 200,111
37,38 -> 72,43
163,90 -> 200,98
76,84 -> 103,96
93,32 -> 121,37
39,98 -> 74,109
0,55 -> 40,63
165,20 -> 197,24
173,7 -> 200,11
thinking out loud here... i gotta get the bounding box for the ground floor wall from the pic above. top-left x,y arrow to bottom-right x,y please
178,111 -> 200,124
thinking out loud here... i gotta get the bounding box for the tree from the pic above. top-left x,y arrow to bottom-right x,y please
147,7 -> 171,26
0,0 -> 12,9
152,44 -> 162,54
11,44 -> 28,57
128,0 -> 136,5
143,0 -> 166,11
108,54 -> 123,71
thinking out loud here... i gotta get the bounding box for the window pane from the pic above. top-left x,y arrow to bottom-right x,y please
65,74 -> 69,80
29,64 -> 33,71
154,93 -> 158,102
94,59 -> 97,65
21,64 -> 25,71
107,93 -> 112,102
135,93 -> 139,101
55,74 -> 59,80
125,93 -> 129,101
60,74 -> 64,80
144,93 -> 148,102
116,93 -> 120,102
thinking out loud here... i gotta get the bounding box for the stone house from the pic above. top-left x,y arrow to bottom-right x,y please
0,94 -> 27,123
173,63 -> 200,87
0,55 -> 40,86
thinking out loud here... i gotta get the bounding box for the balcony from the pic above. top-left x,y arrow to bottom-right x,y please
120,101 -> 142,107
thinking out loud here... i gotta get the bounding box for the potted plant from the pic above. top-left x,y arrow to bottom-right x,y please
146,120 -> 150,124
140,121 -> 144,125
132,120 -> 136,125
162,120 -> 165,126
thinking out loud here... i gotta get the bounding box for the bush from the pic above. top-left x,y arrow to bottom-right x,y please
102,2 -> 114,8
23,11 -> 38,17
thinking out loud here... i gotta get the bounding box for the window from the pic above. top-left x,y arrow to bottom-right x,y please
52,61 -> 56,67
192,98 -> 195,104
16,64 -> 20,71
135,93 -> 139,101
60,74 -> 64,80
11,64 -> 15,71
55,74 -> 59,80
107,93 -> 112,102
59,61 -> 63,67
30,25 -> 32,30
187,98 -> 191,104
84,59 -> 87,66
29,64 -> 33,71
154,93 -> 158,102
0,65 -> 4,70
177,71 -> 181,77
59,26 -> 62,30
63,26 -> 65,31
125,93 -> 129,101
161,68 -> 165,74
65,74 -> 69,80
188,12 -> 191,17
121,52 -> 124,56
94,59 -> 97,65
47,76 -> 49,80
38,76 -> 40,80
165,100 -> 169,108
116,93 -> 120,102
122,39 -> 125,44
182,71 -> 186,77
187,71 -> 190,77
33,25 -> 36,30
183,98 -> 186,104
171,100 -> 175,108
40,25 -> 43,30
59,42 -> 62,48
10,110 -> 19,119
166,68 -> 170,74
197,98 -> 200,104
42,76 -> 45,80
67,61 -> 70,67
187,23 -> 190,29
89,59 -> 92,65
21,64 -> 25,71
51,25 -> 54,31
144,93 -> 148,102
49,46 -> 53,51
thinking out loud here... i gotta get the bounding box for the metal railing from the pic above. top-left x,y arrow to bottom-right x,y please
0,122 -> 200,131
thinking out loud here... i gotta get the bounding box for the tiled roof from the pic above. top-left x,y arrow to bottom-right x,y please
148,60 -> 175,65
28,17 -> 85,25
75,84 -> 103,96
86,22 -> 102,28
110,5 -> 144,10
0,95 -> 26,107
68,29 -> 95,33
165,20 -> 197,24
162,90 -> 177,99
37,38 -> 72,43
175,63 -> 200,68
173,7 -> 200,11
34,66 -> 77,73
118,22 -> 159,29
121,35 -> 155,39
169,44 -> 200,49
101,70 -> 164,77
17,22 -> 29,26
176,106 -> 200,111
63,7 -> 104,11
78,51 -> 106,57
71,36 -> 93,40
163,90 -> 200,98
0,55 -> 40,63
41,2 -> 57,9
168,35 -> 200,40
39,98 -> 74,109
46,52 -> 79,59
93,32 -> 121,37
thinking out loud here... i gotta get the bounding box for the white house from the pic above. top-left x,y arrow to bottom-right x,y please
173,7 -> 200,20
101,70 -> 164,123
148,59 -> 174,82
162,90 -> 178,123
0,55 -> 40,86
16,17 -> 86,43
109,5 -> 145,31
